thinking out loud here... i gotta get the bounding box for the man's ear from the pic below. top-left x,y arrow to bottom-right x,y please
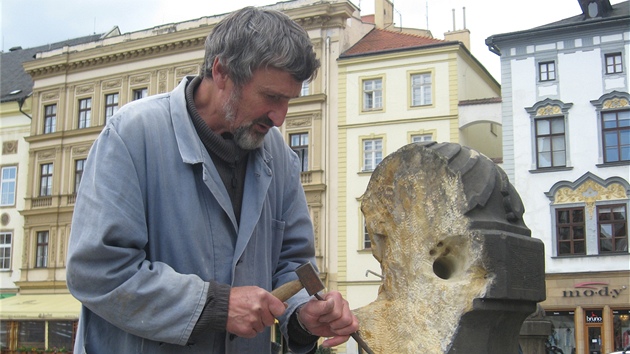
211,57 -> 229,89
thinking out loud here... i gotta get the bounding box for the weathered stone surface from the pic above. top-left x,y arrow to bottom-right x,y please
356,142 -> 545,354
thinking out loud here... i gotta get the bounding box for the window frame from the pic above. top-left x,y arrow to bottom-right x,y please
410,72 -> 432,107
35,231 -> 49,268
535,116 -> 567,168
43,104 -> 57,134
361,77 -> 383,112
601,109 -> 629,163
132,88 -> 148,101
0,231 -> 12,270
538,60 -> 556,82
362,217 -> 371,250
555,206 -> 586,256
289,133 -> 309,172
39,163 -> 53,197
1,165 -> 17,206
597,204 -> 628,254
77,97 -> 92,129
604,52 -> 623,75
104,93 -> 119,123
300,81 -> 310,96
74,159 -> 86,194
361,137 -> 384,172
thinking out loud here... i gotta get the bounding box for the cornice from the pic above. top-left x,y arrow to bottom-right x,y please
287,2 -> 356,29
23,32 -> 206,79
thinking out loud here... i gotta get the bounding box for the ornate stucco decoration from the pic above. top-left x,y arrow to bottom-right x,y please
2,141 -> 18,155
546,172 -> 630,217
525,98 -> 573,118
591,90 -> 630,111
102,79 -> 122,90
41,90 -> 60,101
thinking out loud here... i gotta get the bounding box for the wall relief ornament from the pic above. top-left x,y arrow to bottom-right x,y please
102,79 -> 122,90
2,141 -> 18,155
554,180 -> 628,217
41,91 -> 60,101
603,97 -> 629,109
76,85 -> 94,95
130,75 -> 150,85
536,105 -> 562,116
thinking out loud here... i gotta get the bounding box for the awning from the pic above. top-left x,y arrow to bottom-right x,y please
0,294 -> 81,320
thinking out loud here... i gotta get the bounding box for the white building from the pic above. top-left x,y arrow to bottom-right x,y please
486,1 -> 629,353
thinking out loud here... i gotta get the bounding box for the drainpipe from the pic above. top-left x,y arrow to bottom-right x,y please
17,92 -> 33,119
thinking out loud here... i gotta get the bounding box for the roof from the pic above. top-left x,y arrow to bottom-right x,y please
0,34 -> 103,104
339,28 -> 449,59
486,0 -> 629,52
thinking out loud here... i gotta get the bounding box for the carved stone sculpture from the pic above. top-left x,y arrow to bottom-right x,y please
356,142 -> 546,354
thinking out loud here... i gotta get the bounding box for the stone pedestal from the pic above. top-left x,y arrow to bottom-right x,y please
356,142 -> 546,354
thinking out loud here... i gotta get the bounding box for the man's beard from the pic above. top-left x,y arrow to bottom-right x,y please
224,89 -> 271,150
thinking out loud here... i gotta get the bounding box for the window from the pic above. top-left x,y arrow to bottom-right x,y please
605,53 -> 623,74
601,110 -> 630,163
133,88 -> 148,100
289,133 -> 308,172
36,231 -> 48,268
18,321 -> 45,349
39,163 -> 53,197
300,81 -> 310,96
362,78 -> 382,111
535,117 -> 566,168
362,138 -> 383,172
0,232 -> 11,270
539,61 -> 556,81
363,219 -> 371,249
43,104 -> 56,134
104,93 -> 119,122
556,207 -> 586,256
48,321 -> 75,349
74,159 -> 86,193
411,73 -> 432,106
1,166 -> 17,206
78,98 -> 92,129
411,134 -> 433,143
598,204 -> 628,253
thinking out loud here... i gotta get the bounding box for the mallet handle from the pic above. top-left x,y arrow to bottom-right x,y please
271,279 -> 304,302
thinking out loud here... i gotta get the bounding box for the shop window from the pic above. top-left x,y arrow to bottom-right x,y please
613,309 -> 630,351
18,321 -> 45,350
48,321 -> 75,350
546,310 -> 576,354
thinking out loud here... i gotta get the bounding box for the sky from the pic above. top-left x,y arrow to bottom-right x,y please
0,0 -> 626,82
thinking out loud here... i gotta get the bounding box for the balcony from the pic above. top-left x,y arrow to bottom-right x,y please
31,197 -> 52,208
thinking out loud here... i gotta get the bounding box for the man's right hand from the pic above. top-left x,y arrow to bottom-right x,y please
226,286 -> 287,338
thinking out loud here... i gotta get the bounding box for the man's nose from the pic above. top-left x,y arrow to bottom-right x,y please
268,102 -> 288,127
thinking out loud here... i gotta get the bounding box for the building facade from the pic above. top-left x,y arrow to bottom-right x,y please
486,1 -> 630,353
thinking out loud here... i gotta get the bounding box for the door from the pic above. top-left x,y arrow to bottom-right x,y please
586,325 -> 602,354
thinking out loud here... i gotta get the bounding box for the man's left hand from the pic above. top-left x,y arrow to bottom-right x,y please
296,291 -> 359,348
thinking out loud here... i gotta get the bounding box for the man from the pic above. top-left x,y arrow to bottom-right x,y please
67,7 -> 358,354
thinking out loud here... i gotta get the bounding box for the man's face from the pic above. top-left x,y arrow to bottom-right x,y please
223,67 -> 302,150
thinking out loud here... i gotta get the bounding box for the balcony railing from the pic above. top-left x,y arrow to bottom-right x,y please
31,196 -> 52,208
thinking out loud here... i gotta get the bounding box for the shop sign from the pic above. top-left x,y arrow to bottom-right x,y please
585,310 -> 603,323
562,281 -> 628,299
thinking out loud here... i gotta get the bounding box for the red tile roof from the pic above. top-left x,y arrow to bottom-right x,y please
340,28 -> 448,58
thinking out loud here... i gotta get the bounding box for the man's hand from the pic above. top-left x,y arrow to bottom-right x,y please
297,291 -> 359,348
227,286 -> 287,338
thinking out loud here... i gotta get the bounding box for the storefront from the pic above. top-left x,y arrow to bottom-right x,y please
542,271 -> 630,354
0,294 -> 80,353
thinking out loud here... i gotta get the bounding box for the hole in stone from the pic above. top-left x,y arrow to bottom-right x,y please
433,256 -> 456,280
429,249 -> 436,256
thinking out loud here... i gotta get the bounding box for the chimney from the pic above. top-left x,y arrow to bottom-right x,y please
374,0 -> 394,29
444,7 -> 471,50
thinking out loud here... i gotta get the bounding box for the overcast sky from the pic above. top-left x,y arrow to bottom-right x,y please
1,0 -> 626,81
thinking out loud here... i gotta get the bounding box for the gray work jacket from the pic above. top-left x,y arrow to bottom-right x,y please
67,77 -> 316,353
